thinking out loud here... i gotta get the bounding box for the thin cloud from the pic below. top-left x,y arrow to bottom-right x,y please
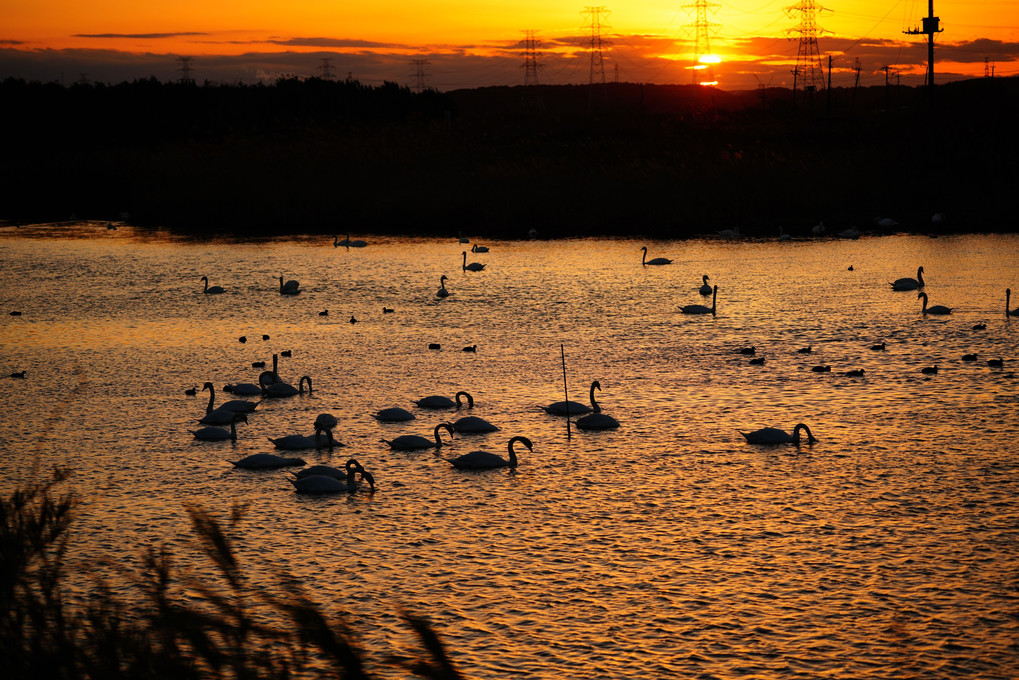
75,32 -> 209,39
265,37 -> 407,49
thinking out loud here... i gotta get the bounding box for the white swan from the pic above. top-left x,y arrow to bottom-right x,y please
383,422 -> 455,450
1007,289 -> 1019,317
890,266 -> 924,291
811,221 -> 826,235
681,285 -> 718,316
472,244 -> 489,253
451,415 -> 499,433
436,275 -> 450,298
640,246 -> 673,266
446,435 -> 531,469
191,413 -> 247,441
698,275 -> 712,295
374,407 -> 416,422
414,391 -> 473,409
918,292 -> 952,315
334,234 -> 367,248
231,453 -> 306,469
838,227 -> 861,239
200,275 -> 225,294
263,376 -> 312,398
279,275 -> 301,295
717,227 -> 740,238
740,423 -> 817,444
462,252 -> 486,272
541,380 -> 600,416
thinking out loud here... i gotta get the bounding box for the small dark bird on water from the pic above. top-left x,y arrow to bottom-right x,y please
811,365 -> 831,372
9,311 -> 21,316
972,323 -> 986,330
749,357 -> 765,365
987,358 -> 1004,367
382,307 -> 394,313
319,310 -> 328,316
239,336 -> 247,343
350,316 -> 357,324
281,350 -> 292,357
797,346 -> 812,354
428,343 -> 441,350
463,345 -> 477,353
962,354 -> 978,362
921,365 -> 939,374
262,334 -> 270,340
252,361 -> 266,368
10,370 -> 26,378
738,346 -> 756,355
185,386 -> 197,395
848,265 -> 854,271
870,343 -> 886,351
844,369 -> 865,377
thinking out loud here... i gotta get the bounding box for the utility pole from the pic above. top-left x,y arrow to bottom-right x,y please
882,65 -> 891,109
582,6 -> 611,85
521,30 -> 543,86
786,0 -> 828,98
411,59 -> 430,93
684,0 -> 721,85
903,0 -> 941,104
852,57 -> 861,110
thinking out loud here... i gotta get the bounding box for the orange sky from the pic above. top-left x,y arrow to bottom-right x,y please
2,1 -> 1017,90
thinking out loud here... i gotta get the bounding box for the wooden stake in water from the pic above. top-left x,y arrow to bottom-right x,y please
561,344 -> 572,439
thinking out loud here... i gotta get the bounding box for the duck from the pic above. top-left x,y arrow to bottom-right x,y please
748,357 -> 765,365
1008,289 -> 1019,317
428,343 -> 441,350
436,275 -> 450,298
349,316 -> 357,324
262,334 -> 270,340
333,234 -> 367,248
280,350 -> 293,357
184,385 -> 197,395
471,244 -> 489,253
699,275 -> 713,295
462,252 -> 486,271
231,453 -> 306,469
737,346 -> 756,355
972,323 -> 986,330
382,422 -> 456,450
844,369 -> 865,377
889,266 -> 924,291
797,346 -> 812,354
921,365 -> 939,374
191,413 -> 247,441
640,246 -> 673,266
462,345 -> 477,353
279,275 -> 301,295
988,358 -> 1004,368
446,436 -> 531,469
373,407 -> 416,422
811,365 -> 831,372
962,353 -> 978,362
680,285 -> 718,316
414,391 -> 474,409
451,415 -> 499,433
383,307 -> 395,314
870,342 -> 886,351
200,275 -> 225,294
251,361 -> 266,368
319,310 -> 328,316
541,380 -> 601,416
740,423 -> 817,445
262,376 -> 312,398
918,292 -> 952,315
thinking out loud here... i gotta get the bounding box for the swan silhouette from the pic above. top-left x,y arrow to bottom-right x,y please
374,407 -> 416,422
640,246 -> 672,266
201,382 -> 259,414
541,380 -> 600,416
268,426 -> 339,451
1007,289 -> 1019,317
699,275 -> 713,295
414,391 -> 473,409
462,252 -> 486,271
263,375 -> 312,398
436,275 -> 450,298
231,453 -> 306,469
740,423 -> 817,445
200,276 -> 225,294
446,435 -> 532,469
890,266 -> 924,291
918,292 -> 952,315
333,234 -> 367,248
383,422 -> 455,450
575,399 -> 620,430
451,415 -> 499,433
717,227 -> 740,238
191,413 -> 247,441
472,244 -> 489,253
681,285 -> 718,316
279,275 -> 301,295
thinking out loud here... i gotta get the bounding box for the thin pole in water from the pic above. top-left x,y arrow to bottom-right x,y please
561,344 -> 571,439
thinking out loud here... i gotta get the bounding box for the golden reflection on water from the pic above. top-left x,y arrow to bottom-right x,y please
1,224 -> 1018,679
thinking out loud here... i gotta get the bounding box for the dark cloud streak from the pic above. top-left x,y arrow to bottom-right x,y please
74,32 -> 209,39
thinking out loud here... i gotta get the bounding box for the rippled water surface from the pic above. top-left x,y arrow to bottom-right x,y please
2,223 -> 1018,679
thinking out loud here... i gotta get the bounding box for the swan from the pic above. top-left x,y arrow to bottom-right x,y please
918,292 -> 952,315
231,453 -> 306,469
383,422 -> 455,450
333,234 -> 367,248
263,376 -> 312,398
541,380 -> 600,416
778,226 -> 791,241
451,416 -> 499,433
314,413 -> 338,431
191,413 -> 247,441
446,435 -> 531,469
279,275 -> 301,295
1007,289 -> 1019,317
699,275 -> 712,295
889,266 -> 924,291
268,427 -> 339,451
462,252 -> 486,271
472,244 -> 489,253
876,217 -> 898,228
201,382 -> 260,414
294,464 -> 346,480
740,423 -> 817,445
717,227 -> 740,238
374,407 -> 416,422
575,411 -> 620,430
436,275 -> 450,298
838,227 -> 861,239
811,221 -> 826,235
640,246 -> 672,266
680,285 -> 717,316
414,391 -> 473,409
200,275 -> 225,294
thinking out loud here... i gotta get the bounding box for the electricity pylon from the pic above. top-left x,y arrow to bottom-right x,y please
684,0 -> 721,85
785,0 -> 828,94
522,30 -> 543,86
582,6 -> 611,85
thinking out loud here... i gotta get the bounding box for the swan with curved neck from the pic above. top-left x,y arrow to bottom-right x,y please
890,266 -> 924,291
472,244 -> 489,253
291,459 -> 374,493
681,285 -> 718,316
333,234 -> 367,248
279,275 -> 301,295
699,275 -> 713,295
640,246 -> 673,266
1008,288 -> 1019,317
191,413 -> 247,441
541,380 -> 600,416
918,292 -> 952,315
414,391 -> 474,409
200,276 -> 225,294
262,375 -> 312,398
446,435 -> 532,469
268,426 -> 338,451
740,423 -> 817,445
383,422 -> 456,450
462,252 -> 486,271
436,275 -> 450,298
202,381 -> 259,414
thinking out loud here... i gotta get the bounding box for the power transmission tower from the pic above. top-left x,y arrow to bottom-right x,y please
178,56 -> 195,85
903,0 -> 941,100
411,59 -> 430,92
319,57 -> 334,80
684,0 -> 721,85
785,1 -> 828,95
582,6 -> 611,85
521,30 -> 543,86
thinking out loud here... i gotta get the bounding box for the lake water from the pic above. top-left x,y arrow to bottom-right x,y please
1,223 -> 1017,679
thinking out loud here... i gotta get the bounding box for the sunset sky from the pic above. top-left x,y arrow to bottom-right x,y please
2,1 -> 1017,91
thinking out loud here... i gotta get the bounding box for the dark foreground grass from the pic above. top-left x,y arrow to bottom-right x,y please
0,469 -> 464,680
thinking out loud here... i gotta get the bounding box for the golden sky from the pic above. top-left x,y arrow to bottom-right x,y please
2,1 -> 1017,90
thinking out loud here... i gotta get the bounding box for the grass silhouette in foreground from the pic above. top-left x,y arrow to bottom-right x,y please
0,469 -> 464,680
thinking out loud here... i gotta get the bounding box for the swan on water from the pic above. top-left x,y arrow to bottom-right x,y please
268,426 -> 340,451
191,413 -> 247,441
374,407 -> 416,422
414,391 -> 473,409
889,266 -> 924,291
918,292 -> 952,315
681,285 -> 718,316
740,423 -> 817,445
279,275 -> 301,295
462,252 -> 486,271
383,422 -> 455,450
263,376 -> 312,398
472,244 -> 489,253
838,227 -> 861,239
699,275 -> 713,295
226,382 -> 263,395
200,276 -> 225,294
436,275 -> 450,298
451,415 -> 499,433
811,221 -> 826,235
576,411 -> 620,430
294,464 -> 346,480
203,381 -> 260,413
446,435 -> 532,469
541,380 -> 600,416
717,227 -> 740,238
231,453 -> 306,469
1007,289 -> 1019,317
640,246 -> 673,266
334,234 -> 367,248
291,465 -> 374,493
